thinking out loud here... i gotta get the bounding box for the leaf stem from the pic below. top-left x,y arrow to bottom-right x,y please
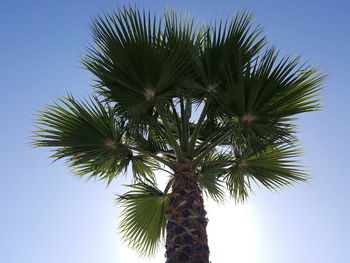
156,106 -> 186,161
193,130 -> 232,165
128,146 -> 175,169
187,100 -> 209,154
194,126 -> 227,155
170,100 -> 182,142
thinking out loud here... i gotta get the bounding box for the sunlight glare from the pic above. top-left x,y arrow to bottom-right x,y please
206,199 -> 260,263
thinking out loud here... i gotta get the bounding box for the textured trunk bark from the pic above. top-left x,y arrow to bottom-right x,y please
165,162 -> 209,263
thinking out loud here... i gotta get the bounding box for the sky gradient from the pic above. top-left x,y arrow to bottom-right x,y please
1,0 -> 349,262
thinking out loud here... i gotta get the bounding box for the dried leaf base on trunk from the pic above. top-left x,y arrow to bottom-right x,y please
165,163 -> 209,263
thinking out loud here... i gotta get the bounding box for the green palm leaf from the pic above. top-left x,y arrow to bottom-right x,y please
82,7 -> 196,118
192,11 -> 266,95
210,48 -> 324,152
224,144 -> 307,202
32,95 -> 156,183
117,182 -> 169,256
198,151 -> 227,202
220,48 -> 323,117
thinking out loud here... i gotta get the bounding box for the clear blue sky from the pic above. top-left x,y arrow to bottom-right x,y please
1,0 -> 349,262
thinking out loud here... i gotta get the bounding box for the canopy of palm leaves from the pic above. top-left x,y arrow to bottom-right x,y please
33,6 -> 324,256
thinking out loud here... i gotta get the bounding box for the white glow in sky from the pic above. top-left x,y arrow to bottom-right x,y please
207,201 -> 259,263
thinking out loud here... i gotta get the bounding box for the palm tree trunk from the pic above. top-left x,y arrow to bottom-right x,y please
165,162 -> 209,263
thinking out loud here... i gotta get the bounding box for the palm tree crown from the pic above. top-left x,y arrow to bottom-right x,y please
33,6 -> 324,258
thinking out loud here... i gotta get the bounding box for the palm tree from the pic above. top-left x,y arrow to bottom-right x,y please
33,7 -> 324,263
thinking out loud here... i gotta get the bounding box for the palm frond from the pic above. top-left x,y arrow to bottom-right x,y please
192,11 -> 266,94
242,49 -> 324,117
130,156 -> 157,183
223,143 -> 307,202
198,173 -> 226,203
117,182 -> 169,256
212,48 -> 324,151
33,95 -> 160,184
33,95 -> 128,181
82,6 -> 196,119
198,152 -> 227,202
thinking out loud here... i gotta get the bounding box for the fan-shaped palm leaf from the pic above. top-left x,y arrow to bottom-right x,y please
117,182 -> 169,256
223,144 -> 307,202
33,95 -> 157,183
82,7 -> 198,119
192,11 -> 266,96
